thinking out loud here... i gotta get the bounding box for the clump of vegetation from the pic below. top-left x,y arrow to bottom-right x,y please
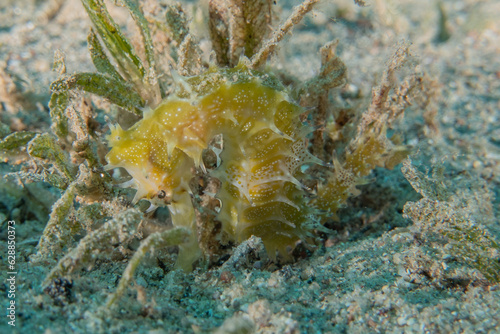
402,159 -> 500,283
0,0 -> 429,307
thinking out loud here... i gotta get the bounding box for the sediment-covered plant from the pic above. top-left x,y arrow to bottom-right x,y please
402,159 -> 500,284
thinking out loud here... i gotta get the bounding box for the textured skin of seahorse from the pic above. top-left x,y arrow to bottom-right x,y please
105,63 -> 326,269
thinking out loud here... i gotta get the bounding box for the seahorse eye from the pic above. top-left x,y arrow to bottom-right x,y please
157,190 -> 166,199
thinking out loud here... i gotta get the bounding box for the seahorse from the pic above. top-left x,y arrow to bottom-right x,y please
105,62 -> 327,270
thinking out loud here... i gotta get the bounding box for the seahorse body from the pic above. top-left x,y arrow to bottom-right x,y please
106,63 -> 325,269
